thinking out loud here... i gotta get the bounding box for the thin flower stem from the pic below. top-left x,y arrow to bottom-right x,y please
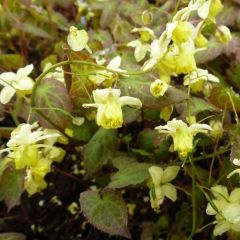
188,156 -> 197,240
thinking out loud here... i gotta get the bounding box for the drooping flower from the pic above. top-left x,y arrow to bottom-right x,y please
148,165 -> 179,212
184,68 -> 219,92
67,26 -> 92,53
155,119 -> 212,159
0,64 -> 34,104
206,185 -> 240,236
150,79 -> 168,98
82,88 -> 142,129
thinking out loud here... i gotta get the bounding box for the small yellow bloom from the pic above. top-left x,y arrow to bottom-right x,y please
148,165 -> 179,212
67,26 -> 92,53
184,68 -> 219,92
82,88 -> 142,129
155,119 -> 212,159
160,105 -> 173,122
215,25 -> 232,44
150,79 -> 168,98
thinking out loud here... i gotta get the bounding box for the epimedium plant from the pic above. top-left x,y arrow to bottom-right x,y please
0,0 -> 240,239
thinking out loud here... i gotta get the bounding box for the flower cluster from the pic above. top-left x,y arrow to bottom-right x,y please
0,123 -> 65,195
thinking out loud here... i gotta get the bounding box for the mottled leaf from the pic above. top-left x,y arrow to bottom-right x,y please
83,128 -> 118,175
34,78 -> 72,129
80,190 -> 131,239
118,75 -> 188,109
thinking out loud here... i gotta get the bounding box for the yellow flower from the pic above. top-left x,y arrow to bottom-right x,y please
148,165 -> 179,212
166,21 -> 195,45
150,79 -> 168,98
160,105 -> 173,122
183,68 -> 219,92
174,42 -> 197,74
215,25 -> 232,44
155,119 -> 212,159
67,26 -> 92,53
0,123 -> 65,195
24,158 -> 52,195
189,0 -> 223,22
131,27 -> 155,42
206,185 -> 240,236
184,68 -> 219,92
82,88 -> 142,129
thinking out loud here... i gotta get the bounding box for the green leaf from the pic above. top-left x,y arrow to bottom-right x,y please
111,16 -> 134,43
67,120 -> 98,142
0,169 -> 24,210
108,157 -> 151,188
0,54 -> 24,71
83,128 -> 118,175
100,1 -> 118,28
227,64 -> 240,91
137,129 -> 159,152
0,158 -> 13,177
34,78 -> 72,129
123,107 -> 141,124
0,233 -> 26,240
176,97 -> 220,118
15,22 -> 53,39
80,190 -> 131,239
209,85 -> 240,112
118,75 -> 188,109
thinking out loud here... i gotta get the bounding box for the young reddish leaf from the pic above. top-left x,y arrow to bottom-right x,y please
83,128 -> 118,176
209,85 -> 240,112
69,60 -> 96,109
0,169 -> 24,210
0,233 -> 26,240
34,78 -> 72,129
80,190 -> 131,239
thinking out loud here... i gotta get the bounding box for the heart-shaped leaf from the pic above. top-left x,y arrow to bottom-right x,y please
80,190 -> 131,239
